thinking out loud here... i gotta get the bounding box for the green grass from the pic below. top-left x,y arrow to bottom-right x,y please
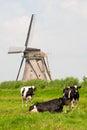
0,80 -> 87,130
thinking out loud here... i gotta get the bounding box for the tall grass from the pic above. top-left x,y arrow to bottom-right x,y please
0,78 -> 87,130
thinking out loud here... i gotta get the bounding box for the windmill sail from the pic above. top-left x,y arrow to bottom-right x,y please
8,47 -> 24,54
16,14 -> 34,80
25,14 -> 34,49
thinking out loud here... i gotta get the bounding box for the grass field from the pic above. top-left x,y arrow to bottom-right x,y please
0,79 -> 87,130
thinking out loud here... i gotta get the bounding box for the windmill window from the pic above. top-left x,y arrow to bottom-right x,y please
39,75 -> 40,77
31,70 -> 32,72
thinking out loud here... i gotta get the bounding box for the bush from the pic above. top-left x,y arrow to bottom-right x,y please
48,77 -> 79,88
81,76 -> 87,87
0,77 -> 81,89
22,79 -> 48,89
63,77 -> 79,87
0,81 -> 23,89
0,79 -> 48,89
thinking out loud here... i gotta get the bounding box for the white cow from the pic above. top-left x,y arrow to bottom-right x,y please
20,86 -> 36,107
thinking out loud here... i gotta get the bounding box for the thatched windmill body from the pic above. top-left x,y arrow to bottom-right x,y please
8,14 -> 52,81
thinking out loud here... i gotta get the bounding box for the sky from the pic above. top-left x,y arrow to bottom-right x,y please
0,0 -> 87,82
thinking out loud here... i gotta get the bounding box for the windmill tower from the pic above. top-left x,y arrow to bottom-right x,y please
8,14 -> 52,81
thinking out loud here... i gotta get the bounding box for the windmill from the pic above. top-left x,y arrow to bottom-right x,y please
8,14 -> 52,82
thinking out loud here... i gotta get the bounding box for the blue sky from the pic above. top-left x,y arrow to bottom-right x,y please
0,0 -> 87,82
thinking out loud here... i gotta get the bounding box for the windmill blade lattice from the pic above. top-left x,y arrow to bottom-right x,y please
25,14 -> 34,49
16,57 -> 24,81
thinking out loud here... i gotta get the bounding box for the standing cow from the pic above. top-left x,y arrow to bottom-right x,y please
20,86 -> 36,107
63,85 -> 81,110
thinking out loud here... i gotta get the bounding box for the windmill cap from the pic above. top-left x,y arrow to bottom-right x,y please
25,48 -> 41,52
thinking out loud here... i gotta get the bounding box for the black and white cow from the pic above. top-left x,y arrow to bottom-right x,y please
21,86 -> 36,107
29,96 -> 68,113
63,85 -> 81,109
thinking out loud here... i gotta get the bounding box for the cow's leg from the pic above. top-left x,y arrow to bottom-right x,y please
26,99 -> 28,107
29,96 -> 32,104
71,99 -> 74,109
22,97 -> 24,107
63,105 -> 68,113
30,97 -> 33,104
75,99 -> 78,108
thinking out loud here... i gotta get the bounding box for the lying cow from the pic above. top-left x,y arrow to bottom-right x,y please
20,86 -> 36,107
63,85 -> 81,110
29,96 -> 68,113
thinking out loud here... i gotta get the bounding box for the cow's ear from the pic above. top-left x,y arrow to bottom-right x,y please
34,87 -> 36,90
63,88 -> 65,93
78,86 -> 81,89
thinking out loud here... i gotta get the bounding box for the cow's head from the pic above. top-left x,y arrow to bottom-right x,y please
32,86 -> 36,91
71,85 -> 81,93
